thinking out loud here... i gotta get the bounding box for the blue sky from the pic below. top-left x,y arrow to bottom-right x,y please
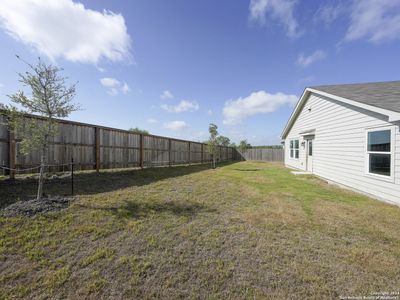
0,0 -> 399,145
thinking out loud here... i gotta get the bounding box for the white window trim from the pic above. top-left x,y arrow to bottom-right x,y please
289,138 -> 300,159
364,125 -> 395,183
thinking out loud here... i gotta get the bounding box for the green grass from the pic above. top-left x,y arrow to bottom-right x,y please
0,161 -> 400,299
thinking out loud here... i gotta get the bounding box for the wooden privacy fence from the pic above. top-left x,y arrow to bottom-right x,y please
238,148 -> 284,162
0,113 -> 238,177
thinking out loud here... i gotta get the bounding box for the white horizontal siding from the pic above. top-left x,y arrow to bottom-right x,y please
285,93 -> 400,205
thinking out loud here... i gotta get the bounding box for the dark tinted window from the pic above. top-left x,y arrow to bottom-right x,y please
368,130 -> 390,152
369,154 -> 390,176
308,140 -> 313,156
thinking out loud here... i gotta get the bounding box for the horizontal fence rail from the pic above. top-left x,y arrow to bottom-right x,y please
238,148 -> 284,162
0,112 -> 240,177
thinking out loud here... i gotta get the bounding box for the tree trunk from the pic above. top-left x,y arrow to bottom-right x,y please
37,148 -> 46,200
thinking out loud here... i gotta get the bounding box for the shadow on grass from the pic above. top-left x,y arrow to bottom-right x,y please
0,161 -> 239,209
76,199 -> 216,220
232,168 -> 262,172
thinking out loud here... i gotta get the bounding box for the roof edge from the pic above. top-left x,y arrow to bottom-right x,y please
280,88 -> 400,139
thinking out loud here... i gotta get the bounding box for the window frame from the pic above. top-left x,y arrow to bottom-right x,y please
365,126 -> 395,182
289,139 -> 299,159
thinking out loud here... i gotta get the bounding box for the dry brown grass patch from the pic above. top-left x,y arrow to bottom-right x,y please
240,192 -> 308,227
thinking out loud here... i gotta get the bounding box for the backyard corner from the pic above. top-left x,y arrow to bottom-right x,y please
1,161 -> 400,299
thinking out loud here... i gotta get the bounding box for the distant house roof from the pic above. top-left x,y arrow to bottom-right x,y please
310,81 -> 400,114
281,80 -> 400,139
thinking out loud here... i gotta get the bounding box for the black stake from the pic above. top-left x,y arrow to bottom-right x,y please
71,156 -> 74,196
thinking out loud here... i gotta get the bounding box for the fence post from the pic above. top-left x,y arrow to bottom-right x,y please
139,134 -> 144,169
201,144 -> 203,164
94,127 -> 100,172
188,142 -> 191,165
168,138 -> 172,167
71,156 -> 74,196
8,130 -> 15,179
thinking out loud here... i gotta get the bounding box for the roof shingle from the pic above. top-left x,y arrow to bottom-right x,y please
310,81 -> 400,113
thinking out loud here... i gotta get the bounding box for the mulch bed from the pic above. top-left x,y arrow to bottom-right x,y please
1,196 -> 77,217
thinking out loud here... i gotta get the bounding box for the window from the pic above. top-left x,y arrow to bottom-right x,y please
308,140 -> 313,156
290,140 -> 293,158
366,128 -> 392,177
290,139 -> 299,159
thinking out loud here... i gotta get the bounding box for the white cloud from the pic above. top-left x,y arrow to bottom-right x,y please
100,77 -> 130,96
146,118 -> 158,124
207,109 -> 213,116
0,0 -> 131,64
345,0 -> 400,43
313,2 -> 346,27
0,83 -> 4,88
160,90 -> 174,100
297,50 -> 326,67
100,77 -> 119,88
164,121 -> 189,131
161,100 -> 199,113
249,0 -> 300,38
223,90 -> 297,125
121,82 -> 130,94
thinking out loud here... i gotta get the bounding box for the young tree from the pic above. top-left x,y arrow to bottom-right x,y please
128,127 -> 149,135
207,123 -> 219,168
238,139 -> 251,160
216,135 -> 230,147
7,57 -> 79,200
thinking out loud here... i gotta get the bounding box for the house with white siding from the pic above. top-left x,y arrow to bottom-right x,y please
281,81 -> 400,205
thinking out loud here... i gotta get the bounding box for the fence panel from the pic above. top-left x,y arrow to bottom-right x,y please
239,148 -> 284,162
0,111 -> 237,176
0,114 -> 8,175
170,140 -> 189,165
190,142 -> 202,163
100,128 -> 140,169
12,117 -> 97,172
144,135 -> 169,167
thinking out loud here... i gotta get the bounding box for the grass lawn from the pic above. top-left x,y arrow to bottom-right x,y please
1,161 -> 400,299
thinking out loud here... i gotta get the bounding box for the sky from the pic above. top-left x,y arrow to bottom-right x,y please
0,0 -> 399,145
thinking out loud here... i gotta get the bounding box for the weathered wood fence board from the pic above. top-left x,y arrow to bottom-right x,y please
0,114 -> 8,175
0,112 -> 237,176
238,148 -> 284,162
